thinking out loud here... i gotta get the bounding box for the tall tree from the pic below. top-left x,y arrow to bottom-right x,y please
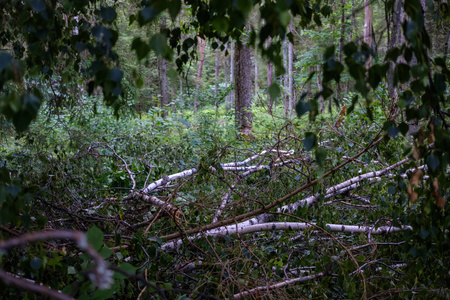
350,0 -> 356,41
282,37 -> 288,116
254,52 -> 259,95
267,37 -> 273,115
387,0 -> 404,109
364,0 -> 373,69
229,43 -> 234,110
194,37 -> 206,111
214,39 -> 219,98
158,17 -> 169,118
234,42 -> 253,138
288,21 -> 294,117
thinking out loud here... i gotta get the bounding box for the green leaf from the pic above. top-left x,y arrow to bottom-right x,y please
149,33 -> 167,55
237,0 -> 253,17
12,94 -> 42,132
86,226 -> 104,251
433,73 -> 446,95
67,266 -> 76,275
295,94 -> 310,117
30,0 -> 46,13
304,132 -> 317,151
0,52 -> 12,72
268,83 -> 280,100
426,154 -> 440,172
131,38 -> 150,60
100,7 -> 117,23
30,257 -> 42,270
140,7 -> 159,24
109,68 -> 123,83
387,126 -> 399,138
395,63 -> 411,84
100,246 -> 113,259
168,0 -> 181,20
114,263 -> 137,279
315,148 -> 327,167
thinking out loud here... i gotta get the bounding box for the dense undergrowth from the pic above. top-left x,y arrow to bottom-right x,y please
0,93 -> 449,299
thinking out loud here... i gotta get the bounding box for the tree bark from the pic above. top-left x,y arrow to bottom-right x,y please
288,21 -> 294,117
224,44 -> 230,111
234,42 -> 253,138
387,0 -> 403,108
283,37 -> 288,116
158,17 -> 169,118
254,52 -> 258,96
267,37 -> 273,115
317,72 -> 323,114
194,36 -> 206,112
364,0 -> 373,69
350,0 -> 355,42
229,43 -> 234,110
215,41 -> 219,98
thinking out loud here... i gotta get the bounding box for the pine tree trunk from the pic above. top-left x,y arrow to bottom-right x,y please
318,71 -> 323,114
283,37 -> 288,116
215,47 -> 219,98
254,52 -> 258,96
158,17 -> 169,118
194,37 -> 206,112
229,43 -> 234,111
224,44 -> 230,111
387,0 -> 403,106
234,42 -> 253,138
337,0 -> 345,102
350,0 -> 355,41
267,37 -> 273,115
364,0 -> 373,69
288,21 -> 294,117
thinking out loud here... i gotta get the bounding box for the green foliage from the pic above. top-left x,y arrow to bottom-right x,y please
0,0 -> 449,298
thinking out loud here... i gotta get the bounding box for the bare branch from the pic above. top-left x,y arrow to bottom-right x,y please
0,230 -> 113,290
233,272 -> 325,299
0,269 -> 74,300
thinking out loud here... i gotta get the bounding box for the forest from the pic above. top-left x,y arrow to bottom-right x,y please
0,0 -> 449,299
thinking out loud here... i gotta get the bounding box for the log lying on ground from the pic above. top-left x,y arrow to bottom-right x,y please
161,158 -> 412,251
161,221 -> 412,251
127,149 -> 296,195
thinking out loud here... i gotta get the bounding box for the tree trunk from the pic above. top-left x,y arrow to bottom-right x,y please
179,77 -> 183,109
364,0 -> 373,69
194,36 -> 206,112
158,17 -> 169,118
234,42 -> 253,138
288,21 -> 294,117
229,43 -> 234,111
444,31 -> 450,63
224,44 -> 230,111
254,52 -> 258,96
267,37 -> 273,115
215,41 -> 219,98
337,0 -> 345,101
387,0 -> 403,107
282,37 -> 288,116
350,0 -> 355,42
318,72 -> 323,114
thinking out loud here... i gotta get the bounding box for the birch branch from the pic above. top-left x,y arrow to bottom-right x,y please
162,155 -> 409,251
233,272 -> 325,299
0,269 -> 73,300
0,230 -> 113,295
162,222 -> 411,251
135,149 -> 295,194
161,136 -> 384,242
221,149 -> 294,168
282,158 -> 410,213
